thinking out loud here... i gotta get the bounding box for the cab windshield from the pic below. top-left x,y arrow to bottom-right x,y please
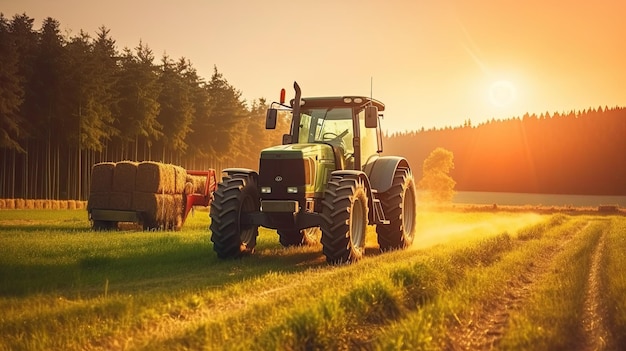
297,107 -> 353,154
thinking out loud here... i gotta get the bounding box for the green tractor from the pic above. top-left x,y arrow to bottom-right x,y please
209,82 -> 417,264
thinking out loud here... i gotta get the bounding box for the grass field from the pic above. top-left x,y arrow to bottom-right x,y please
0,208 -> 624,350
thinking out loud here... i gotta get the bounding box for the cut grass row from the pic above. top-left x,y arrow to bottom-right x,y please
1,210 -> 624,350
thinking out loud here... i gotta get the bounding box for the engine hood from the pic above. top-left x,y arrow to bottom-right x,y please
259,143 -> 337,200
260,143 -> 335,161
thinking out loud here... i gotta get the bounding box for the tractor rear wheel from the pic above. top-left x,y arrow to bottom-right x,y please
278,227 -> 321,247
210,174 -> 260,258
376,167 -> 417,251
320,176 -> 368,264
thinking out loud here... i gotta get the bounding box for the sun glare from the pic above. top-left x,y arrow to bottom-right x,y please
488,80 -> 517,107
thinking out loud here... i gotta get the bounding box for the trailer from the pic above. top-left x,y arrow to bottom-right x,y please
88,164 -> 216,231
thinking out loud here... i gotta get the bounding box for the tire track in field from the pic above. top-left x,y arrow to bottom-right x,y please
448,221 -> 588,351
580,227 -> 609,351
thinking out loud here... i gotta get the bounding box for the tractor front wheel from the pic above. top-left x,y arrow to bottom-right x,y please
209,174 -> 260,259
320,176 -> 369,264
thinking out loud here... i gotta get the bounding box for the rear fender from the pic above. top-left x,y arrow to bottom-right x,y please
363,156 -> 410,193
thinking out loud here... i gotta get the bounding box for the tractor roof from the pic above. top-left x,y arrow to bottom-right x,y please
291,96 -> 385,111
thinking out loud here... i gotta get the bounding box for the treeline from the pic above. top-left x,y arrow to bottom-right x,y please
385,107 -> 626,196
0,14 -> 287,200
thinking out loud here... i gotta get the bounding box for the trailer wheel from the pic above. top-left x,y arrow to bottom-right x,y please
320,176 -> 368,264
142,219 -> 159,231
92,220 -> 117,231
210,174 -> 260,258
376,167 -> 417,251
278,227 -> 321,247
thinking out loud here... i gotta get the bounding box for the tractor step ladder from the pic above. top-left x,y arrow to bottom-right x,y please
371,190 -> 390,225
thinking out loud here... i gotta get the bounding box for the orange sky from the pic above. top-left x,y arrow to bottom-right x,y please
3,0 -> 626,132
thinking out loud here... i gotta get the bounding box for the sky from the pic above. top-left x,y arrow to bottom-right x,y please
3,0 -> 626,133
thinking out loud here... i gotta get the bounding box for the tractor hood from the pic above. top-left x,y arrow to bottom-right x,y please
259,143 -> 337,199
261,143 -> 335,160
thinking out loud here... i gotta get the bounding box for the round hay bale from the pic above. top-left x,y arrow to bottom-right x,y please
5,199 -> 15,209
15,198 -> 25,209
90,162 -> 115,193
113,161 -> 138,193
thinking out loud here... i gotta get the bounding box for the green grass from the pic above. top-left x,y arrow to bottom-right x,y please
0,209 -> 624,350
497,219 -> 605,350
603,217 -> 626,349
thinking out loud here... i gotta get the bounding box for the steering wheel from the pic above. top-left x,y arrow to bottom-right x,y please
322,129 -> 349,141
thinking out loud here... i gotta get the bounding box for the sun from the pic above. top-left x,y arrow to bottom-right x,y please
488,80 -> 517,107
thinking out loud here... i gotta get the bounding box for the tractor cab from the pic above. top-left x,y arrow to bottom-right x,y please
267,94 -> 385,171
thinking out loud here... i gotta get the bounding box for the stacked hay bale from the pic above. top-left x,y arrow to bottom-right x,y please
88,162 -> 116,211
185,174 -> 208,195
133,162 -> 186,230
110,161 -> 137,211
88,161 -> 187,230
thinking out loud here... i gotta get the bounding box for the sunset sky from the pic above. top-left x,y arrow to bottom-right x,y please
3,0 -> 626,132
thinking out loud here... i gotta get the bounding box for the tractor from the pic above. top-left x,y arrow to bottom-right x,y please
209,82 -> 417,264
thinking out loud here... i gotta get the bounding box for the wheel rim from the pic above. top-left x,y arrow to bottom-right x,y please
239,193 -> 257,245
403,186 -> 416,240
350,197 -> 367,250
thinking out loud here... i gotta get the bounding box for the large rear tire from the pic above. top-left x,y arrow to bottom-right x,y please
278,227 -> 321,247
209,174 -> 260,259
320,176 -> 369,264
376,167 -> 417,251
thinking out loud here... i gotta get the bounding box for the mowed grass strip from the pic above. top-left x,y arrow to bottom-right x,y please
496,219 -> 610,350
600,217 -> 626,350
1,209 -> 549,350
373,215 -> 588,350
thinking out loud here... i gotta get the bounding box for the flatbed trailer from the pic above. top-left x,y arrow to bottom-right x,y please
89,169 -> 217,231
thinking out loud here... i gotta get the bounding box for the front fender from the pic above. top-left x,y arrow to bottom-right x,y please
221,168 -> 259,183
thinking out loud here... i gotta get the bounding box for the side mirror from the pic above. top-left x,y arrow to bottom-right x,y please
266,109 -> 277,129
365,106 -> 378,128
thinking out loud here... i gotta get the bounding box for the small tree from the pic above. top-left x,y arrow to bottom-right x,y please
418,147 -> 456,204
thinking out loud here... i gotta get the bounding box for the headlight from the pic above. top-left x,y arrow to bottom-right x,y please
287,187 -> 298,194
261,187 -> 272,194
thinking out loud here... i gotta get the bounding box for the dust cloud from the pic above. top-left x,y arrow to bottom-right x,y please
411,211 -> 546,250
